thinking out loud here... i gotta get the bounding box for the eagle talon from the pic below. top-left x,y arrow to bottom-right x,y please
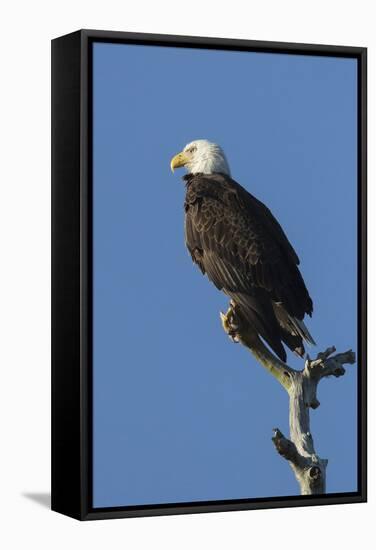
220,309 -> 241,342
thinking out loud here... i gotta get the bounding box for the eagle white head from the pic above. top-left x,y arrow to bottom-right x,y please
170,139 -> 231,176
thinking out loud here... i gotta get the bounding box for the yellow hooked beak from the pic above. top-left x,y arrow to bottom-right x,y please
170,151 -> 190,173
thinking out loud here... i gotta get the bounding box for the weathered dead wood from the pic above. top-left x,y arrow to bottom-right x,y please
220,301 -> 356,495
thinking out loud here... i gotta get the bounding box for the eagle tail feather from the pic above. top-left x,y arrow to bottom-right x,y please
288,315 -> 316,347
229,292 -> 287,363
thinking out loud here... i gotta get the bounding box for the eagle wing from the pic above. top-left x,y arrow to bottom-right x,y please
184,173 -> 313,360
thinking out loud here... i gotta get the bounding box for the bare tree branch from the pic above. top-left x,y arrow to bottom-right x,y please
220,301 -> 356,495
220,302 -> 294,391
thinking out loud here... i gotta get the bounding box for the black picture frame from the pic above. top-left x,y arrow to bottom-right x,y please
51,29 -> 367,520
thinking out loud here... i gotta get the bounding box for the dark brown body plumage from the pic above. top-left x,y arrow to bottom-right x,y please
183,172 -> 314,362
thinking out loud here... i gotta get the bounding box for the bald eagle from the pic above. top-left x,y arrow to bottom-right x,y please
171,139 -> 315,362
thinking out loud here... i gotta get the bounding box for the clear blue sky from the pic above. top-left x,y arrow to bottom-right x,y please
92,42 -> 358,507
